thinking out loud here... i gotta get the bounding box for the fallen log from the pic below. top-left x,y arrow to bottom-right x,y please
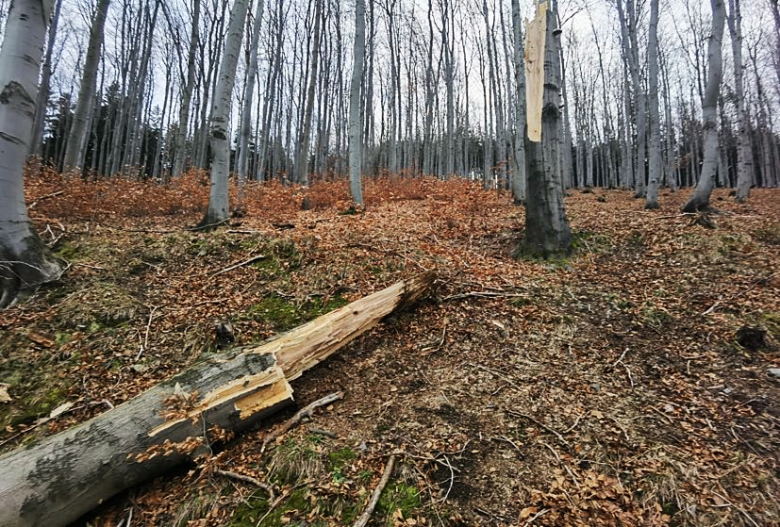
0,272 -> 435,527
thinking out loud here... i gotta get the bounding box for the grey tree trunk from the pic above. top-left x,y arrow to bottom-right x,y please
0,0 -> 64,309
511,0 -> 526,203
517,3 -> 572,258
349,0 -> 366,206
62,0 -> 111,174
237,0 -> 266,206
29,0 -> 62,158
682,0 -> 726,212
171,0 -> 201,180
728,0 -> 753,201
294,0 -> 322,186
197,0 -> 251,229
645,0 -> 662,209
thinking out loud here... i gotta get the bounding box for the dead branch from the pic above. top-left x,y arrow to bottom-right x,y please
212,254 -> 267,276
702,273 -> 776,315
262,392 -> 344,451
508,410 -> 570,447
444,291 -> 530,301
213,469 -> 275,501
29,190 -> 64,209
353,454 -> 397,527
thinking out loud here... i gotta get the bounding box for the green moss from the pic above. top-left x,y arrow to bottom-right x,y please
327,447 -> 356,469
376,481 -> 422,525
248,294 -> 348,331
55,241 -> 86,261
230,488 -> 310,527
761,312 -> 780,340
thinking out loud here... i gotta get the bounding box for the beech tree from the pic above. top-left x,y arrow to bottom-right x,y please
0,0 -> 64,308
516,0 -> 572,258
62,0 -> 111,173
349,0 -> 367,207
197,0 -> 251,229
645,0 -> 662,209
682,0 -> 726,212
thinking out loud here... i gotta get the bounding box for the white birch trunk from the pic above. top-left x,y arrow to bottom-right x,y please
0,0 -> 64,308
197,0 -> 251,229
349,0 -> 366,206
682,0 -> 726,212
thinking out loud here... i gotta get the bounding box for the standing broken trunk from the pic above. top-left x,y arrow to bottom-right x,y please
0,0 -> 65,309
516,1 -> 572,259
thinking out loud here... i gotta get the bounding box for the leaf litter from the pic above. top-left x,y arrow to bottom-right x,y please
1,171 -> 778,526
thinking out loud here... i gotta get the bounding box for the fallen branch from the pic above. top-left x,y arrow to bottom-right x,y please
28,190 -> 64,209
212,254 -> 267,276
702,273 -> 776,315
444,291 -> 530,301
262,392 -> 344,451
353,454 -> 397,527
508,410 -> 569,447
213,469 -> 275,501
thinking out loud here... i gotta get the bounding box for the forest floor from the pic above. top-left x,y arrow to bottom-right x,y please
2,172 -> 779,527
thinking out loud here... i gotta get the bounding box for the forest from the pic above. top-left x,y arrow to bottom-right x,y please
0,0 -> 779,526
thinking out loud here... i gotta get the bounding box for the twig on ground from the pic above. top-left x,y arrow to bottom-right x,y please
136,306 -> 158,360
702,273 -> 776,315
562,413 -> 585,434
541,442 -> 580,488
29,190 -> 64,209
711,490 -> 759,527
612,348 -> 634,388
212,255 -> 267,276
524,508 -> 551,526
262,392 -> 344,451
436,455 -> 456,503
508,410 -> 570,447
307,426 -> 337,438
610,417 -> 630,442
353,454 -> 397,527
214,469 -> 275,501
493,436 -> 523,452
444,291 -> 530,301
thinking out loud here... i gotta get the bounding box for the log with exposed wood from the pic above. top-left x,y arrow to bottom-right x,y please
0,272 -> 435,527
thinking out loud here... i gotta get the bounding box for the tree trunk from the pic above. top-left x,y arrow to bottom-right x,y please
294,0 -> 322,186
682,0 -> 726,212
511,0 -> 526,203
645,0 -> 662,208
62,0 -> 111,174
349,0 -> 366,206
0,272 -> 434,527
197,0 -> 251,229
236,0 -> 266,206
29,0 -> 62,158
517,1 -> 572,258
0,0 -> 64,309
728,0 -> 752,201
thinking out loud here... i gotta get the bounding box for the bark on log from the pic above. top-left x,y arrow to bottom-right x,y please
0,272 -> 435,527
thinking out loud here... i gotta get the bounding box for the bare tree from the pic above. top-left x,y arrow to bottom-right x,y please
728,0 -> 753,201
682,0 -> 726,212
0,0 -> 64,308
645,0 -> 662,208
62,0 -> 111,174
349,0 -> 367,206
197,0 -> 251,229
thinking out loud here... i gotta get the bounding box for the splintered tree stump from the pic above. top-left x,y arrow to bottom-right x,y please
0,272 -> 435,527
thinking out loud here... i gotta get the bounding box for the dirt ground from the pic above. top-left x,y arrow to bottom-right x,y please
2,175 -> 778,526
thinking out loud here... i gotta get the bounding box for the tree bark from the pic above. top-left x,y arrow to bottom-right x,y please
0,272 -> 435,527
294,0 -> 322,186
682,0 -> 726,212
645,0 -> 662,208
197,0 -> 251,229
517,1 -> 572,258
349,0 -> 366,206
728,0 -> 753,201
0,0 -> 64,309
511,0 -> 527,203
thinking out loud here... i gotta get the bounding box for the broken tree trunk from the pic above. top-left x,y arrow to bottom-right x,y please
0,272 -> 435,527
